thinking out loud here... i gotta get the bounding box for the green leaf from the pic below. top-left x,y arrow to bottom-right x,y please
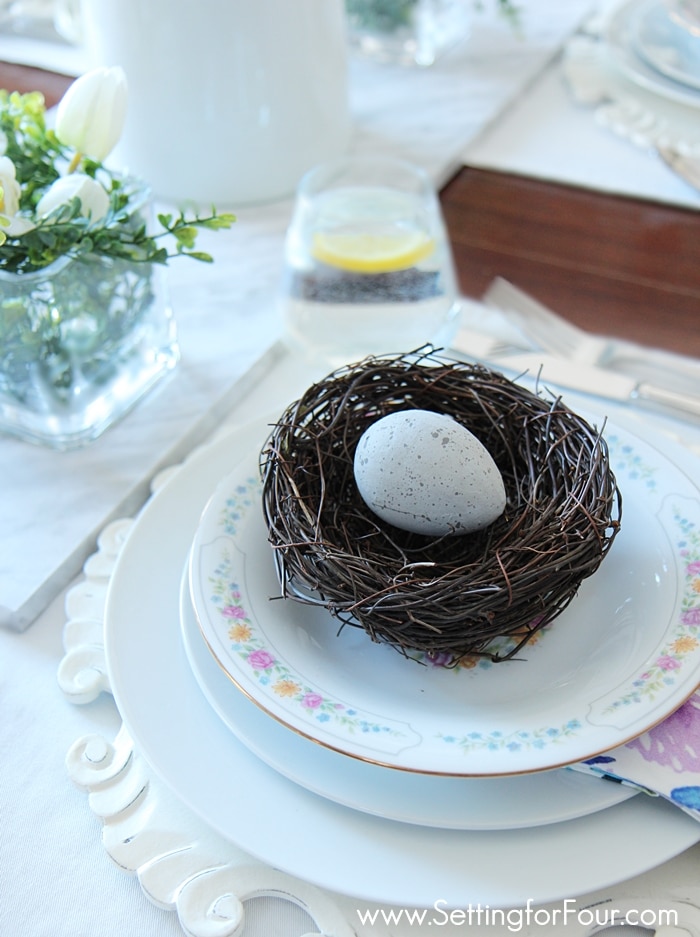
173,225 -> 198,248
200,213 -> 236,230
149,247 -> 170,265
183,251 -> 213,263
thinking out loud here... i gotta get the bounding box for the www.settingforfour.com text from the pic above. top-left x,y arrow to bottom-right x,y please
355,899 -> 679,932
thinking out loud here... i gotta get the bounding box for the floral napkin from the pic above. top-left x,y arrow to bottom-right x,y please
571,690 -> 700,822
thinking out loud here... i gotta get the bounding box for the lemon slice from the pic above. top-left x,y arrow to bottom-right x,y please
311,229 -> 435,273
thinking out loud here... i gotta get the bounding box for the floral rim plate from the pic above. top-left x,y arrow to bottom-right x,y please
179,565 -> 635,830
605,0 -> 700,107
189,420 -> 700,776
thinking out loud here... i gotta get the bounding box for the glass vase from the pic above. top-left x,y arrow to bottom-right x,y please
345,0 -> 471,67
0,205 -> 179,450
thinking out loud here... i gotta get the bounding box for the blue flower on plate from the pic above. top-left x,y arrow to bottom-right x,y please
670,785 -> 700,812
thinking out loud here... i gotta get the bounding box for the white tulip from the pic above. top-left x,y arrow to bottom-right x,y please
55,66 -> 128,162
0,215 -> 35,236
0,155 -> 35,236
0,155 -> 22,217
37,173 -> 110,222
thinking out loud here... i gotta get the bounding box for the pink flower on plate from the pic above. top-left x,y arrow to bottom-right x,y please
248,649 -> 274,670
222,604 -> 246,619
686,560 -> 700,575
656,655 -> 681,671
426,652 -> 453,668
302,692 -> 323,709
681,607 -> 700,626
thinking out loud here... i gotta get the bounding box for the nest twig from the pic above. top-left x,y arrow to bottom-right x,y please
260,348 -> 622,663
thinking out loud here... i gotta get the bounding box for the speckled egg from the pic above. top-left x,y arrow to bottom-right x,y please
353,409 -> 506,536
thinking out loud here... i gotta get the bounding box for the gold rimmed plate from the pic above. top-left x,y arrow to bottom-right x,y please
179,564 -> 636,830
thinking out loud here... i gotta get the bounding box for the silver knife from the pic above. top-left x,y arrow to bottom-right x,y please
451,343 -> 700,423
656,144 -> 700,194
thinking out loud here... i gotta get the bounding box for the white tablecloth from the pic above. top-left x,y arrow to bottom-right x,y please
3,4 -> 700,935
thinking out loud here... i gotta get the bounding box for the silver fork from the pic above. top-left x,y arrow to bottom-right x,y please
450,326 -> 529,362
482,278 -> 700,396
483,278 -> 615,365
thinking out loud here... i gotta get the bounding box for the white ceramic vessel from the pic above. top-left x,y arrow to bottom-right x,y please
80,0 -> 352,206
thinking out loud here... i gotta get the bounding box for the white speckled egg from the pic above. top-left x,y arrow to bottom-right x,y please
353,409 -> 506,536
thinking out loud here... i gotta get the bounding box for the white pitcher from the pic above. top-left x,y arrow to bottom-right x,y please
79,0 -> 352,206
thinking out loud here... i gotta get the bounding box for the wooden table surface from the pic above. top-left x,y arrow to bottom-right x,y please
3,61 -> 699,360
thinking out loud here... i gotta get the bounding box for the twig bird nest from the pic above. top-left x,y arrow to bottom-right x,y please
260,349 -> 622,663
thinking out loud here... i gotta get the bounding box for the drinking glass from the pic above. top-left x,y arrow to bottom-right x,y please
280,155 -> 460,367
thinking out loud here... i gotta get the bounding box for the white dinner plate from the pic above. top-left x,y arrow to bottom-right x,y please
605,0 -> 700,107
179,567 -> 635,830
104,414 -> 700,909
189,427 -> 700,776
635,0 -> 700,91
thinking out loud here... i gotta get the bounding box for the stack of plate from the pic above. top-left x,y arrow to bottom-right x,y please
104,411 -> 700,910
606,0 -> 700,107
